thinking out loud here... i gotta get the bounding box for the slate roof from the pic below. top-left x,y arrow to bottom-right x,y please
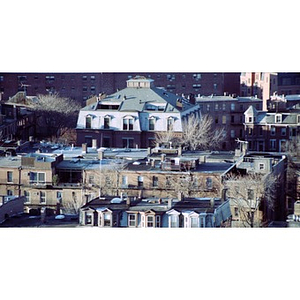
82,85 -> 196,113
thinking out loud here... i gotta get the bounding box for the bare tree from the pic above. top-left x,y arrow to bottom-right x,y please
155,130 -> 179,146
31,93 -> 81,141
224,173 -> 277,227
63,192 -> 86,215
180,114 -> 225,151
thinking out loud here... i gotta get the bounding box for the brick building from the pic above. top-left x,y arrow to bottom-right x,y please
196,95 -> 263,150
0,72 -> 240,105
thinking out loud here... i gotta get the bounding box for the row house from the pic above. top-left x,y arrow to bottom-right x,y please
244,105 -> 300,152
0,153 -> 86,214
79,196 -> 232,228
196,95 -> 263,150
76,76 -> 200,149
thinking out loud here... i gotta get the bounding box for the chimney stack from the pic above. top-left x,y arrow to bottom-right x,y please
98,150 -> 104,160
147,147 -> 151,155
167,198 -> 173,209
178,146 -> 182,156
126,197 -> 131,206
82,143 -> 87,154
92,139 -> 97,149
210,198 -> 215,208
178,191 -> 183,201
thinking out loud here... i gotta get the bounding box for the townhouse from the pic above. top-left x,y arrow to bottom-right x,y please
79,195 -> 232,228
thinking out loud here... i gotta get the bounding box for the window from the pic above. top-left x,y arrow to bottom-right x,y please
86,116 -> 92,129
231,103 -> 235,111
104,117 -> 110,129
259,163 -> 265,170
123,117 -> 134,130
215,117 -> 218,124
121,175 -> 128,187
191,216 -> 198,228
275,114 -> 282,123
147,215 -> 154,227
40,191 -> 46,203
148,118 -> 155,131
7,190 -> 13,196
297,115 -> 300,124
155,215 -> 160,228
170,214 -> 178,228
213,83 -> 217,90
91,75 -> 95,80
24,191 -> 30,203
166,176 -> 171,188
270,139 -> 276,150
231,130 -> 235,138
234,207 -> 239,217
152,176 -> 158,187
248,117 -> 252,123
128,214 -> 137,227
222,103 -> 226,111
103,212 -> 111,227
215,104 -> 219,111
56,191 -> 62,203
281,128 -> 286,136
82,75 -> 87,80
167,118 -> 174,131
259,127 -> 263,136
193,73 -> 201,80
222,116 -> 226,124
231,115 -> 234,123
7,171 -> 13,183
207,104 -> 210,111
206,177 -> 212,190
271,126 -> 276,136
30,172 -> 45,184
137,176 -> 143,188
86,214 -> 92,225
122,138 -> 134,148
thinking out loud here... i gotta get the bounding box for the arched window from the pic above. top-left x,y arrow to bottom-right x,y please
123,116 -> 134,130
86,116 -> 92,129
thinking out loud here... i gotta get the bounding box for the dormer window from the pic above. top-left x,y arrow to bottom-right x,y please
248,116 -> 253,123
275,114 -> 282,123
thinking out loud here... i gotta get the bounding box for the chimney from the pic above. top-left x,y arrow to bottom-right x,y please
167,198 -> 173,209
85,194 -> 89,204
98,150 -> 104,160
29,136 -> 34,142
178,191 -> 183,201
160,154 -> 165,162
151,159 -> 155,167
221,189 -> 227,202
189,93 -> 195,105
178,146 -> 182,156
92,139 -> 97,149
147,147 -> 151,155
82,143 -> 87,154
126,197 -> 131,206
210,198 -> 215,208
